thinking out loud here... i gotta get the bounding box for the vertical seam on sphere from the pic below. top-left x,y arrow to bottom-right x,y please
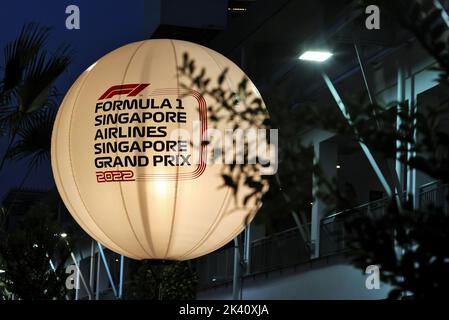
60,72 -> 142,258
67,46 -> 151,258
117,40 -> 156,258
170,45 -> 234,260
162,39 -> 181,259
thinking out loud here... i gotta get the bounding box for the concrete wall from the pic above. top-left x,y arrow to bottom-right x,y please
337,152 -> 394,205
198,256 -> 392,300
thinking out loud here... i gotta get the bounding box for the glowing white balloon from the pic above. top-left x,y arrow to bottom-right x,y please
51,39 -> 268,260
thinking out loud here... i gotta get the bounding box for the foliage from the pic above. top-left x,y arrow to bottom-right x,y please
0,202 -> 73,300
1,3 -> 448,300
6,106 -> 56,171
357,0 -> 449,84
126,260 -> 198,300
0,23 -> 71,300
0,22 -> 71,171
0,24 -> 72,300
346,198 -> 449,299
178,53 -> 325,235
338,0 -> 449,299
178,0 -> 449,299
178,54 -> 270,215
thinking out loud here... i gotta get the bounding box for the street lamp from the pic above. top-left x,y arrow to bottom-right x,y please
298,50 -> 333,62
298,49 -> 392,197
298,49 -> 394,258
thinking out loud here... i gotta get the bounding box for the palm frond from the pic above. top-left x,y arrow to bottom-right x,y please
0,121 -> 6,137
17,45 -> 72,114
1,23 -> 50,96
0,104 -> 20,133
6,107 -> 56,170
0,206 -> 7,230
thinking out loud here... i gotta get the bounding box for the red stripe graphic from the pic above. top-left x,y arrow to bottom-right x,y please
136,88 -> 208,181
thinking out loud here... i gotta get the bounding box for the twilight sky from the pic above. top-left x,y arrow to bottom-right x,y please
0,0 -> 150,199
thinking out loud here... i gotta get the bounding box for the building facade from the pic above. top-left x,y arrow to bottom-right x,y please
9,0 -> 445,300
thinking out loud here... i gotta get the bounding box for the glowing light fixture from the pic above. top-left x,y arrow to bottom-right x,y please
51,39 -> 269,261
299,50 -> 333,62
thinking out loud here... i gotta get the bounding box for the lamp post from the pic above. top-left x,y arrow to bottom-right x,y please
51,39 -> 269,261
298,50 -> 393,197
299,50 -> 394,258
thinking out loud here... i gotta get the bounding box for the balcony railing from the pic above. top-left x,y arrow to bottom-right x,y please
198,246 -> 235,287
197,182 -> 449,289
197,226 -> 310,289
320,196 -> 390,256
250,226 -> 310,274
419,181 -> 449,215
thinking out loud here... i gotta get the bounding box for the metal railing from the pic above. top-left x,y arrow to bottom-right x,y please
197,246 -> 235,287
250,226 -> 310,274
419,181 -> 449,215
320,197 -> 389,256
198,181 -> 449,289
197,226 -> 310,289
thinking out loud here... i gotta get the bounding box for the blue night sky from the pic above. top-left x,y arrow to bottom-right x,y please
0,0 -> 149,199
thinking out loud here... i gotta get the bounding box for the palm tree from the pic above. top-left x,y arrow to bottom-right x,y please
0,23 -> 71,214
5,107 -> 56,188
0,23 -> 72,172
0,25 -> 72,299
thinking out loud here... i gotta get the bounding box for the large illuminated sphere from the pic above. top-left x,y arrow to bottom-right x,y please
51,39 -> 268,260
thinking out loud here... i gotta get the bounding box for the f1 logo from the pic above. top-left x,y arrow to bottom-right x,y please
98,83 -> 149,100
